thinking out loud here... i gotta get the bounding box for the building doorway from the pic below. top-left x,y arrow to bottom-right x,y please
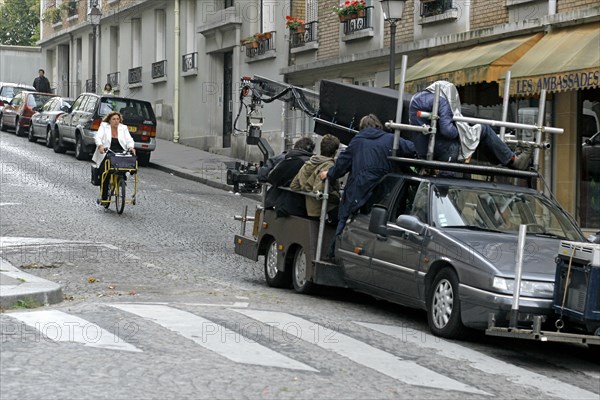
222,51 -> 233,148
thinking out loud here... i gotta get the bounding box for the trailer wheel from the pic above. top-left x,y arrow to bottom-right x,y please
292,247 -> 315,294
427,267 -> 467,339
264,239 -> 290,288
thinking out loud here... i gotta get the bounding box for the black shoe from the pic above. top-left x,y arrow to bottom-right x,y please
509,146 -> 532,170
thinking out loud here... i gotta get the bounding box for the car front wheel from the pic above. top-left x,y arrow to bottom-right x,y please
427,267 -> 467,339
28,124 -> 37,142
75,134 -> 89,160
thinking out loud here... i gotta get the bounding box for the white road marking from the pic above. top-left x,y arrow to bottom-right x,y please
181,302 -> 249,308
0,203 -> 21,206
7,310 -> 141,353
109,303 -> 317,372
356,322 -> 599,400
235,309 -> 488,395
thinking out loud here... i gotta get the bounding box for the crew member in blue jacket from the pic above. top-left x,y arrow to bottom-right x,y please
319,113 -> 416,258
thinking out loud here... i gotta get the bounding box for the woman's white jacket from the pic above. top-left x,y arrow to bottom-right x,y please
92,122 -> 135,166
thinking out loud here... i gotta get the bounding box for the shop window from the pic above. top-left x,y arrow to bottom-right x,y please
579,93 -> 600,229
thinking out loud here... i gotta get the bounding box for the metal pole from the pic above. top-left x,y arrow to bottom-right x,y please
91,25 -> 97,93
500,70 -> 511,142
316,180 -> 330,262
427,85 -> 440,161
510,224 -> 527,328
392,55 -> 407,155
533,90 -> 547,171
389,21 -> 396,91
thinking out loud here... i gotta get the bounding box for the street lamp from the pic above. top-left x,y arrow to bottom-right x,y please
88,4 -> 102,93
380,0 -> 406,89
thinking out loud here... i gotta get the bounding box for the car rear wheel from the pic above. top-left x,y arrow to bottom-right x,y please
427,268 -> 467,339
52,128 -> 67,153
28,124 -> 37,142
75,134 -> 89,160
137,151 -> 151,167
45,128 -> 53,148
292,247 -> 315,294
0,114 -> 4,131
264,239 -> 290,288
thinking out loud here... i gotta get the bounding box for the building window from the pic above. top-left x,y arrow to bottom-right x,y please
420,0 -> 453,18
579,93 -> 600,229
341,6 -> 374,35
132,18 -> 141,68
155,10 -> 166,62
186,1 -> 196,55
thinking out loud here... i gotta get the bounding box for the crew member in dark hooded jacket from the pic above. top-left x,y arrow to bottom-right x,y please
266,137 -> 315,218
319,113 -> 416,257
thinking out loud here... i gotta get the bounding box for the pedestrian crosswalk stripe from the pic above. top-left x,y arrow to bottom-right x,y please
109,303 -> 318,372
235,309 -> 489,395
356,322 -> 599,400
7,310 -> 142,353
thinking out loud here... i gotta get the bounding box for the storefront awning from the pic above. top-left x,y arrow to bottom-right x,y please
402,33 -> 543,93
500,23 -> 600,96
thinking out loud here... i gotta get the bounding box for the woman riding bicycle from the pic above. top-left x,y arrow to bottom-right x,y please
92,111 -> 136,201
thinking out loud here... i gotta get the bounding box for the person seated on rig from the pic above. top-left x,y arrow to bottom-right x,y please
264,137 -> 315,218
409,80 -> 531,170
319,113 -> 416,258
290,134 -> 341,224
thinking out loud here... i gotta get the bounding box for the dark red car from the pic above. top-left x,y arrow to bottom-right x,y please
0,91 -> 54,136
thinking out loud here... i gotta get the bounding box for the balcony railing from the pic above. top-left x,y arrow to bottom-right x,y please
420,0 -> 453,18
107,72 -> 120,88
152,60 -> 167,79
342,6 -> 373,35
290,21 -> 318,49
245,32 -> 276,58
182,52 -> 198,72
128,67 -> 142,84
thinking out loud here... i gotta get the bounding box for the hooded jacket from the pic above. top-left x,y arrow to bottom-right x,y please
267,148 -> 313,218
327,127 -> 415,223
290,155 -> 340,217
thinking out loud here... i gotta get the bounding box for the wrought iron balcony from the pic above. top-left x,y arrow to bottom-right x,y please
182,52 -> 198,72
245,32 -> 276,58
128,67 -> 142,84
420,0 -> 454,18
290,21 -> 318,49
152,60 -> 167,79
341,6 -> 374,35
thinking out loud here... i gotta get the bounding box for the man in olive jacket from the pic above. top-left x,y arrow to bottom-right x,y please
290,134 -> 340,219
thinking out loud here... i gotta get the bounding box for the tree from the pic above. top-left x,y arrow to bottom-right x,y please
0,0 -> 41,46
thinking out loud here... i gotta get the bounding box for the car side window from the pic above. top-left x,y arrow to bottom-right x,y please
70,96 -> 85,111
43,99 -> 55,111
84,97 -> 98,113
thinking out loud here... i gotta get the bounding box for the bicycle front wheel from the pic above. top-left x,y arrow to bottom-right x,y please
115,176 -> 126,214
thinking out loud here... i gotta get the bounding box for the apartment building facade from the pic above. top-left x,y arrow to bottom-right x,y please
37,0 -> 599,228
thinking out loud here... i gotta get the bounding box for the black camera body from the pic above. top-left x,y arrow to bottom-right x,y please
226,162 -> 261,193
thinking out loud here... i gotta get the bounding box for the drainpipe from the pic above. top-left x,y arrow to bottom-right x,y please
173,0 -> 180,143
548,0 -> 557,15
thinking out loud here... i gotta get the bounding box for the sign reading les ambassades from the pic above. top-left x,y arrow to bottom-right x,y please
513,69 -> 600,95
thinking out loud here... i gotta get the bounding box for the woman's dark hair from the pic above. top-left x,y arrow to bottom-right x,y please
104,83 -> 112,90
359,113 -> 383,130
294,137 -> 316,153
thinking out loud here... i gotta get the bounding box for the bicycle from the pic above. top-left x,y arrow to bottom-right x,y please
98,149 -> 138,214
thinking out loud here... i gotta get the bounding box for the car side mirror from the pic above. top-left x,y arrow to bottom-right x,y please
368,205 -> 389,236
0,100 -> 4,107
585,138 -> 592,145
61,105 -> 70,113
396,215 -> 426,236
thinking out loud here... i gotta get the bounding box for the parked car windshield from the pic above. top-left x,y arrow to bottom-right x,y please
431,185 -> 584,240
27,94 -> 54,109
99,98 -> 155,122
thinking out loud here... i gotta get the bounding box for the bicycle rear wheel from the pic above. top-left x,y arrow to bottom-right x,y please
115,176 -> 126,214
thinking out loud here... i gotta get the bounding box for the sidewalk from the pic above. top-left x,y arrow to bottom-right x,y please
0,138 -> 257,309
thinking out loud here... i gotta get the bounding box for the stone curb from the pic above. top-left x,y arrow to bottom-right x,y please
0,259 -> 63,308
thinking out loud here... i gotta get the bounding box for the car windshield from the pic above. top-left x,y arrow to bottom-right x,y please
431,185 -> 584,240
99,98 -> 155,123
28,94 -> 54,108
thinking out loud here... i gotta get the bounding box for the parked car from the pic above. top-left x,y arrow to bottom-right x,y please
0,82 -> 35,124
53,93 -> 157,165
28,96 -> 73,147
0,91 -> 54,136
